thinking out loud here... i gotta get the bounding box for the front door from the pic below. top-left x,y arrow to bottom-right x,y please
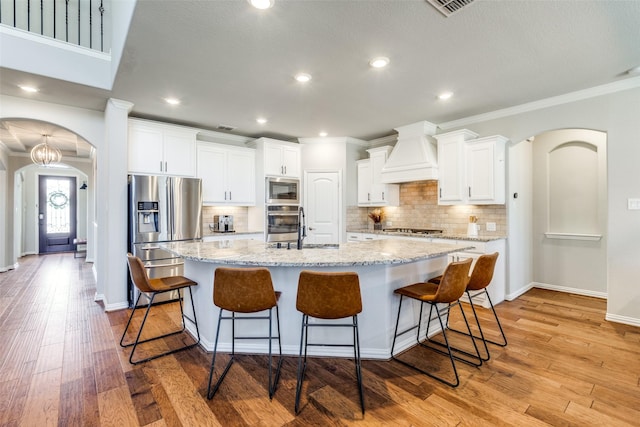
38,175 -> 77,253
304,171 -> 341,244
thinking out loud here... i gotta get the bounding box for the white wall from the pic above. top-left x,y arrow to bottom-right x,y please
440,82 -> 640,325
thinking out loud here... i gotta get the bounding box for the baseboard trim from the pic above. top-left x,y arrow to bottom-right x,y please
0,262 -> 19,273
104,301 -> 129,312
605,313 -> 640,327
532,282 -> 607,299
505,283 -> 534,301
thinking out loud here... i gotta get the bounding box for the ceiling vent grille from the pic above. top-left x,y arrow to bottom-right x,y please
216,125 -> 236,131
426,0 -> 476,17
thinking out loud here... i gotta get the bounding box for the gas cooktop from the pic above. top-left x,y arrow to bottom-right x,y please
382,228 -> 443,235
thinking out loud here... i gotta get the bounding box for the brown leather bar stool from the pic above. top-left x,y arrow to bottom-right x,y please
294,270 -> 365,415
120,253 -> 200,365
207,267 -> 282,400
428,252 -> 506,361
391,258 -> 481,387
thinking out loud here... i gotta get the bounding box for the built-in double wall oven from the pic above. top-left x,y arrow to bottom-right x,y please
265,177 -> 301,243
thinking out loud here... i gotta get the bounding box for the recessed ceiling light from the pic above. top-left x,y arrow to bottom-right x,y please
248,0 -> 274,9
438,92 -> 453,100
164,97 -> 181,105
319,132 -> 328,137
294,73 -> 312,83
369,57 -> 390,68
256,117 -> 268,124
19,85 -> 39,93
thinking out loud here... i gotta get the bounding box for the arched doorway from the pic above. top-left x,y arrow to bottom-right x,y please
1,119 -> 95,263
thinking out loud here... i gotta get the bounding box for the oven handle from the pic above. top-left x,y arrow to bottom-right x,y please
267,212 -> 299,216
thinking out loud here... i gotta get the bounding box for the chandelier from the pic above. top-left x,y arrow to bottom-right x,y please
30,135 -> 62,166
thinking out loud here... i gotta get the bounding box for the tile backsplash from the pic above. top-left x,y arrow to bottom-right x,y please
347,181 -> 507,236
202,206 -> 249,232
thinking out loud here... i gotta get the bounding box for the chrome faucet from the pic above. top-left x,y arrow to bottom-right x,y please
297,206 -> 306,250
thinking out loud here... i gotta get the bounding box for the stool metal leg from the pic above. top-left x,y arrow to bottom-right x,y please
295,313 -> 365,415
208,308 -> 283,400
391,297 -> 481,387
446,290 -> 508,352
120,288 -> 200,365
294,314 -> 309,414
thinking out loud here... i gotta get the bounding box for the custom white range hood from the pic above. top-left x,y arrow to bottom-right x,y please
380,120 -> 439,183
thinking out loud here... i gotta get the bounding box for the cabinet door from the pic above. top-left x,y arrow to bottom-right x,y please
357,161 -> 372,205
128,125 -> 164,174
369,150 -> 386,202
264,144 -> 284,176
163,132 -> 196,176
227,150 -> 256,205
282,145 -> 300,177
466,141 -> 495,202
438,139 -> 466,204
197,147 -> 227,203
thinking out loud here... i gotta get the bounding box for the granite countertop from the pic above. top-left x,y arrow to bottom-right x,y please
347,229 -> 506,242
163,238 -> 473,267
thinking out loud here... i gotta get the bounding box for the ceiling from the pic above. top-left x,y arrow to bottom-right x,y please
2,0 -> 640,155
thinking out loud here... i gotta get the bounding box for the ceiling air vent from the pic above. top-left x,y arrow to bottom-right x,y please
216,125 -> 236,131
426,0 -> 476,17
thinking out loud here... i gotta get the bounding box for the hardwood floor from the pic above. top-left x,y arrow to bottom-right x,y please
1,253 -> 639,426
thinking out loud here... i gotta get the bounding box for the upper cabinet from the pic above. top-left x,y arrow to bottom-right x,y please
197,142 -> 255,206
357,146 -> 399,206
256,138 -> 301,178
435,130 -> 508,205
128,119 -> 196,177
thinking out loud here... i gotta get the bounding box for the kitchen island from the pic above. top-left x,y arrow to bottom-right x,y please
163,238 -> 472,359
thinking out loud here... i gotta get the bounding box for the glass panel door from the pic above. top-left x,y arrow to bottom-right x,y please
39,175 -> 77,253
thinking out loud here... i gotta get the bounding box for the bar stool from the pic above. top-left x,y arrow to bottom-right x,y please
391,258 -> 481,387
428,252 -> 506,361
294,271 -> 365,415
207,267 -> 282,400
121,253 -> 200,365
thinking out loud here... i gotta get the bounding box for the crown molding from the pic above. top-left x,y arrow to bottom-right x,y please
438,76 -> 640,130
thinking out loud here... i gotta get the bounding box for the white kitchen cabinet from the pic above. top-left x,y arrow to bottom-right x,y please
466,136 -> 507,204
435,130 -> 507,205
128,119 -> 196,176
197,142 -> 255,206
262,139 -> 301,178
357,146 -> 399,206
347,232 -> 389,242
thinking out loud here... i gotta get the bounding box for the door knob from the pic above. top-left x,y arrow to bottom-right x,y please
308,227 -> 314,231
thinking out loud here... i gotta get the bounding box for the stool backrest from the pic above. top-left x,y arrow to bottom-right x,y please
433,258 -> 472,303
296,271 -> 362,319
127,253 -> 154,293
467,252 -> 499,291
214,267 -> 277,313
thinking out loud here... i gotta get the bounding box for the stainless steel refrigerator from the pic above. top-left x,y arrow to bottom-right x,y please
127,174 -> 202,306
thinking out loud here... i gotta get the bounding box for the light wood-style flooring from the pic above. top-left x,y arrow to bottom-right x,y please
1,253 -> 639,426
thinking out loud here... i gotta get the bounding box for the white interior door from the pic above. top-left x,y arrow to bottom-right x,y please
304,171 -> 340,244
532,129 -> 607,296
